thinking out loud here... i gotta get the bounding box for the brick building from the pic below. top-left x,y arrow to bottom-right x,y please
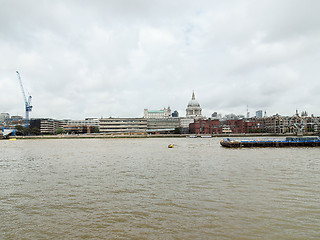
189,118 -> 262,134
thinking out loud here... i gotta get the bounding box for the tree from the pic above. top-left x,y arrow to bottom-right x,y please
15,125 -> 41,136
15,125 -> 24,135
56,127 -> 66,134
30,127 -> 41,135
93,126 -> 100,133
14,125 -> 32,135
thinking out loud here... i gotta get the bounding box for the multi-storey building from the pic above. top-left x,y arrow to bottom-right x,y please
30,118 -> 99,134
144,106 -> 180,133
60,118 -> 99,127
146,118 -> 180,133
62,125 -> 95,134
189,118 -> 262,134
305,116 -> 320,132
99,118 -> 147,134
31,118 -> 61,134
261,114 -> 320,134
144,107 -> 171,118
261,114 -> 285,133
59,118 -> 100,133
172,110 -> 179,118
256,110 -> 263,118
189,119 -> 220,134
6,115 -> 25,127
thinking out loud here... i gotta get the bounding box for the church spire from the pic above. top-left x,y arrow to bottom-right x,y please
192,90 -> 195,100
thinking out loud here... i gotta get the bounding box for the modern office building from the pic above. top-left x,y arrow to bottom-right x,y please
146,118 -> 180,133
180,117 -> 195,132
29,118 -> 99,134
99,118 -> 147,134
59,118 -> 99,127
63,125 -> 95,134
143,107 -> 181,133
256,110 -> 263,118
31,118 -> 61,134
56,118 -> 99,134
172,110 -> 179,118
66,118 -> 99,127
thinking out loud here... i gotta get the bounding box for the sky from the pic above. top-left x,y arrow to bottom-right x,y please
1,0 -> 320,120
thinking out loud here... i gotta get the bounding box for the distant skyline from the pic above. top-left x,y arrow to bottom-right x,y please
1,0 -> 320,119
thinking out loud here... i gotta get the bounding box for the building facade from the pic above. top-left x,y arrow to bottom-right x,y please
60,118 -> 99,127
99,118 -> 147,134
261,114 -> 320,134
186,91 -> 202,118
63,125 -> 95,134
144,107 -> 181,133
34,118 -> 61,134
146,118 -> 180,134
189,114 -> 320,135
189,118 -> 262,134
256,110 -> 263,118
144,107 -> 172,118
59,118 -> 100,133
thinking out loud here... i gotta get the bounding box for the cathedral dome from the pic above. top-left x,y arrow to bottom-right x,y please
187,91 -> 200,107
186,91 -> 202,118
187,99 -> 200,107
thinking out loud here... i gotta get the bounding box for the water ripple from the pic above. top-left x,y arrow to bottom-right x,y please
0,138 -> 320,239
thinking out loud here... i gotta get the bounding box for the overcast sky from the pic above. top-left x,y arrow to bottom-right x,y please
1,0 -> 320,119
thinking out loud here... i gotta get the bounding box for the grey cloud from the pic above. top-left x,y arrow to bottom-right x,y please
1,0 -> 320,119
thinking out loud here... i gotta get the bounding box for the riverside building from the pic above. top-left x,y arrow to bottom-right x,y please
29,118 -> 99,134
31,118 -> 61,134
99,118 -> 147,134
146,118 -> 180,134
144,107 -> 180,134
189,118 -> 262,134
60,118 -> 100,134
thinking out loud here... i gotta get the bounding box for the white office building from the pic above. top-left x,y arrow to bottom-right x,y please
144,107 -> 172,118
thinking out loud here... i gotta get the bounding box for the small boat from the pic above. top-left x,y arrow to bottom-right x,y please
220,136 -> 320,148
168,144 -> 174,148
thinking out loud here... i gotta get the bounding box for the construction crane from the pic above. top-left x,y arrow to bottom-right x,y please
16,71 -> 32,127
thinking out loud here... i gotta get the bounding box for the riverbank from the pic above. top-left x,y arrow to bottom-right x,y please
3,132 -> 318,140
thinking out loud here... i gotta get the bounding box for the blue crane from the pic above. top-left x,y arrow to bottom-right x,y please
16,71 -> 32,127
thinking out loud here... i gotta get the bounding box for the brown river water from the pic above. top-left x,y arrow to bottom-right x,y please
0,138 -> 319,239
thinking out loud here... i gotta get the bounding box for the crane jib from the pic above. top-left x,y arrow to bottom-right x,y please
16,71 -> 32,127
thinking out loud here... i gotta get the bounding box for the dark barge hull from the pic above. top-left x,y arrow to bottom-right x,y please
220,140 -> 320,148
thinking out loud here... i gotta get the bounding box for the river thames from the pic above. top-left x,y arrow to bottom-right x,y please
1,138 -> 319,239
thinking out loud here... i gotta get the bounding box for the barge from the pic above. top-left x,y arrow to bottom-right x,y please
220,136 -> 320,148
